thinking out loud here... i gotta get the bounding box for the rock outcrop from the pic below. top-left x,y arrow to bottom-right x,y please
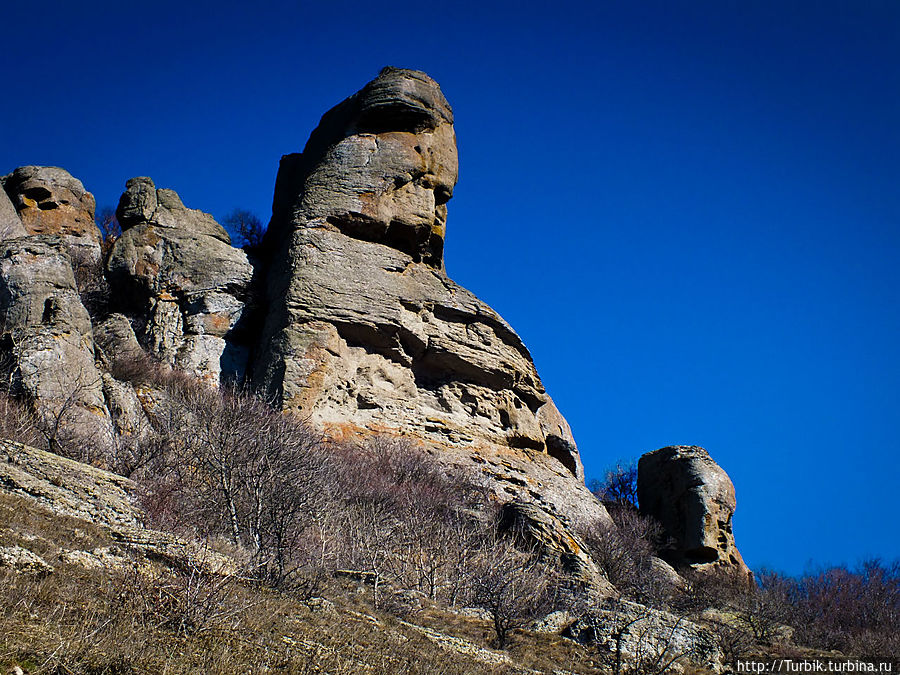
252,68 -> 600,531
107,177 -> 255,383
0,236 -> 111,439
2,166 -> 101,257
564,599 -> 723,672
638,445 -> 750,578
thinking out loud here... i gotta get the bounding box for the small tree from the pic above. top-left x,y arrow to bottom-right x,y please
222,209 -> 265,250
591,460 -> 639,512
466,538 -> 560,649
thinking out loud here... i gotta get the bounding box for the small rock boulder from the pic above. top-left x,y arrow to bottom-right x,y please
638,445 -> 750,578
0,545 -> 54,576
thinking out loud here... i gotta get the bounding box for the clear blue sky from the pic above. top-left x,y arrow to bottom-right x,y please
2,0 -> 898,575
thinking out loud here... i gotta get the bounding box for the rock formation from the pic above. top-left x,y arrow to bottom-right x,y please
638,445 -> 750,578
251,67 -> 605,528
499,500 -> 611,592
106,177 -> 255,383
0,236 -> 111,440
2,166 -> 101,257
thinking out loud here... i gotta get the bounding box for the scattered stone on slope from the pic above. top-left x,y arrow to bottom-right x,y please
0,439 -> 142,529
0,544 -> 54,576
638,445 -> 751,578
107,177 -> 255,383
252,68 -> 597,540
1,166 -> 101,258
0,236 -> 112,440
0,439 -> 237,575
564,599 -> 723,673
0,186 -> 27,240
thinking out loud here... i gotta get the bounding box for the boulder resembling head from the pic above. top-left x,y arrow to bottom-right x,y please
638,445 -> 751,578
1,166 -> 99,247
273,67 -> 458,269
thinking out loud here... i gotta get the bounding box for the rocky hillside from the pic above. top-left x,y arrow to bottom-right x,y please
0,67 -> 816,674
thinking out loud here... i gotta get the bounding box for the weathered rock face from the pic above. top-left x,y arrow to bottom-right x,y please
0,236 -> 110,438
107,177 -> 255,383
0,187 -> 27,240
253,68 -> 589,515
638,445 -> 750,578
2,166 -> 100,255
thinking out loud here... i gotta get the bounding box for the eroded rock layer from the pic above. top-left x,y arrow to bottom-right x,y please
2,166 -> 100,256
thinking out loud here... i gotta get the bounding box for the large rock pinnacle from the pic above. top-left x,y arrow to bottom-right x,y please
638,445 -> 751,579
270,66 -> 457,269
252,67 -> 605,528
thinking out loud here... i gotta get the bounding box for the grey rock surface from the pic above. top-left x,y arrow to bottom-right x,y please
253,69 -> 589,516
0,439 -> 237,575
0,439 -> 142,529
107,177 -> 254,382
2,166 -> 101,256
0,544 -> 54,576
564,599 -> 723,672
0,236 -> 111,437
0,187 -> 27,240
638,445 -> 750,578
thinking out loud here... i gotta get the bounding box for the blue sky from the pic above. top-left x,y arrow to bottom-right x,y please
2,0 -> 898,574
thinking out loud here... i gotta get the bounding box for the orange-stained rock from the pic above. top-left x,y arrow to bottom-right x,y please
2,166 -> 100,250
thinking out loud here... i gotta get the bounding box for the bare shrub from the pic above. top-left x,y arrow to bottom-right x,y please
784,559 -> 900,656
591,460 -> 639,510
68,245 -> 111,320
0,391 -> 43,447
582,508 -> 669,606
329,437 -> 489,609
222,208 -> 265,250
465,537 -> 562,649
136,383 -> 333,590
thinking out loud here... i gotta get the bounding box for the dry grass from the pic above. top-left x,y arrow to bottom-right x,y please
0,492 -> 612,674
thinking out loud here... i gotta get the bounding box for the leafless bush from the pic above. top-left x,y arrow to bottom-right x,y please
0,391 -> 43,447
114,554 -> 244,637
782,559 -> 900,656
329,437 -> 490,609
68,244 -> 111,320
138,384 -> 333,589
591,460 -> 639,511
96,206 -> 122,249
582,508 -> 669,606
464,537 -> 562,649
